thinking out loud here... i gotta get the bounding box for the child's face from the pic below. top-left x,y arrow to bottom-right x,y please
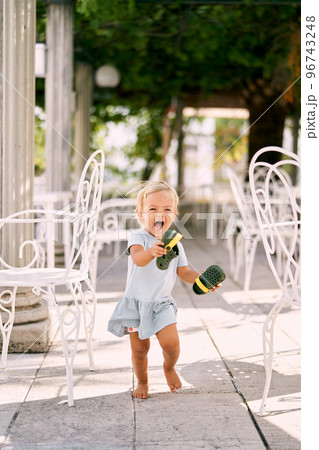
138,190 -> 177,238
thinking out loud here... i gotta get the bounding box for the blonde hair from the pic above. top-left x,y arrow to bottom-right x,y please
129,180 -> 179,215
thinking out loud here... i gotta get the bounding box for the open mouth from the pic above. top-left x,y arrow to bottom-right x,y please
154,221 -> 164,231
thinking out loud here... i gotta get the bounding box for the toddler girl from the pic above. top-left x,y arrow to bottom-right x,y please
108,180 -> 218,399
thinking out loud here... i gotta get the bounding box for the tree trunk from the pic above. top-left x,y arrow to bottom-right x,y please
175,97 -> 185,196
291,111 -> 300,184
248,97 -> 287,166
161,110 -> 173,181
141,162 -> 155,181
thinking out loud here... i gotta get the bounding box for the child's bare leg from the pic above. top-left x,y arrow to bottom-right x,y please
156,324 -> 182,392
130,332 -> 150,399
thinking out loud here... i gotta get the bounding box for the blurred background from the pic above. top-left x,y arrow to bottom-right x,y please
34,0 -> 301,200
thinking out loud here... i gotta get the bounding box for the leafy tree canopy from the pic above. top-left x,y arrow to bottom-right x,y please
69,0 -> 300,112
36,0 -> 300,176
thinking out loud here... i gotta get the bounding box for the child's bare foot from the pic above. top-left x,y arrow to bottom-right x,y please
163,364 -> 182,393
133,382 -> 149,399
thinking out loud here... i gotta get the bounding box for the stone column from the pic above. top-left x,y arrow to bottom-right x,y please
0,0 -> 50,353
45,0 -> 74,191
74,63 -> 93,184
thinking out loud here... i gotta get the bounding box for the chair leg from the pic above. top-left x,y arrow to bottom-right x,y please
259,296 -> 286,416
226,234 -> 236,276
113,240 -> 121,258
0,287 -> 17,369
234,233 -> 244,282
81,278 -> 96,371
275,241 -> 283,277
243,235 -> 259,291
88,240 -> 103,290
51,284 -> 81,407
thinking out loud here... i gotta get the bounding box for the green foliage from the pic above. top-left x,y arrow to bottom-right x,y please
72,0 -> 300,111
36,1 -> 47,43
90,105 -> 164,183
36,1 -> 300,112
214,118 -> 248,167
36,0 -> 300,177
34,108 -> 46,176
125,107 -> 163,180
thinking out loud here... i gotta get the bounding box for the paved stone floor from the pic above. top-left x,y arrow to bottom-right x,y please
0,232 -> 301,449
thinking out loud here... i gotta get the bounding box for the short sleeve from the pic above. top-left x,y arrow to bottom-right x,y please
125,230 -> 146,255
177,242 -> 188,267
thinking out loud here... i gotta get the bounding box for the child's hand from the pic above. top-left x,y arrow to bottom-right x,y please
210,283 -> 222,292
200,270 -> 222,292
149,241 -> 167,258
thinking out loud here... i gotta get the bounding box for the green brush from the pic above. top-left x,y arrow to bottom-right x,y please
193,265 -> 226,295
156,229 -> 183,270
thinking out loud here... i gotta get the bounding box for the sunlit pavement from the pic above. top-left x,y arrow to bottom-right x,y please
0,232 -> 300,449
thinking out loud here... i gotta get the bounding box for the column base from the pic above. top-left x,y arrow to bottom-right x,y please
3,315 -> 52,353
0,296 -> 52,354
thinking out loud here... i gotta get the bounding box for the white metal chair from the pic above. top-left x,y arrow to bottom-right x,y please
89,198 -> 137,287
248,146 -> 300,415
33,190 -> 74,267
0,150 -> 105,406
225,166 -> 261,290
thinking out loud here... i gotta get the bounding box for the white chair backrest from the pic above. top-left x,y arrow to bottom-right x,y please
249,146 -> 301,301
0,209 -> 49,269
99,198 -> 136,211
65,150 -> 105,277
0,151 -> 105,276
98,198 -> 137,234
225,166 -> 257,230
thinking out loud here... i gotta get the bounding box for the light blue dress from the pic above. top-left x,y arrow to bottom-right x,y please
107,228 -> 188,340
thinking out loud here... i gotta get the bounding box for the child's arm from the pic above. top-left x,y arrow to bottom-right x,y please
177,266 -> 221,291
130,242 -> 167,267
177,265 -> 199,284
